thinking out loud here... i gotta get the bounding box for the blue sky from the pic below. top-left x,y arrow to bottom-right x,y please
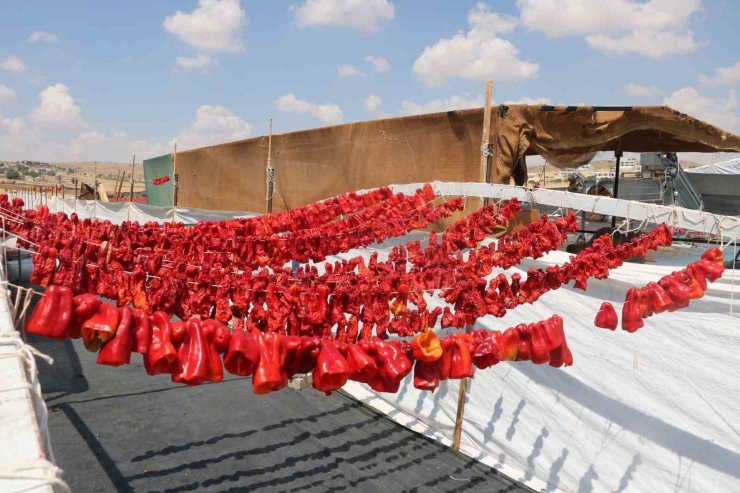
1,0 -> 739,163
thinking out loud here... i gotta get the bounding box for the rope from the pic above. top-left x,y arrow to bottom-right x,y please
379,130 -> 417,183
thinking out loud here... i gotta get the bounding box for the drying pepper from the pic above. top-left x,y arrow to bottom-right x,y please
621,288 -> 645,333
549,343 -> 573,368
252,330 -> 288,395
515,323 -> 531,362
542,316 -> 565,351
223,322 -> 261,377
313,340 -> 351,395
81,303 -> 120,352
69,294 -> 101,339
362,338 -> 412,393
646,283 -> 672,315
701,247 -> 724,265
26,285 -> 73,340
202,320 -> 227,383
345,343 -> 378,383
687,264 -> 707,292
442,333 -> 474,379
594,302 -> 618,330
674,270 -> 704,300
472,330 -> 505,370
413,359 -> 440,391
170,321 -> 186,347
694,259 -> 725,283
410,330 -> 443,362
144,311 -> 177,376
172,318 -> 210,386
658,276 -> 690,311
284,335 -> 320,377
97,306 -> 135,366
636,288 -> 652,318
529,322 -> 551,365
133,309 -> 151,354
501,328 -> 519,361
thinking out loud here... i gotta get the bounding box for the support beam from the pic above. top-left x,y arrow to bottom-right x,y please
612,150 -> 623,227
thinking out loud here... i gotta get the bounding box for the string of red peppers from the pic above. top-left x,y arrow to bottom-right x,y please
151,176 -> 170,186
594,247 -> 726,331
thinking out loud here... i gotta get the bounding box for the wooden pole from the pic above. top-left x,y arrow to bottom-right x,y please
266,119 -> 274,214
480,80 -> 494,206
93,162 -> 98,219
128,155 -> 135,222
172,143 -> 178,223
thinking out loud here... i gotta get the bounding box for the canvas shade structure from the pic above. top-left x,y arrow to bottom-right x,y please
143,105 -> 740,212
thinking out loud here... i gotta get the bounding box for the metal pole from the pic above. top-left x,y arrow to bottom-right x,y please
611,150 -> 623,227
266,119 -> 274,214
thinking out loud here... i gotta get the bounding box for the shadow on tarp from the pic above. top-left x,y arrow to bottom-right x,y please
512,363 -> 740,479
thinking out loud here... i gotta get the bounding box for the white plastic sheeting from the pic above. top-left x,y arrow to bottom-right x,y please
337,237 -> 740,493
3,194 -> 257,225
685,159 -> 740,175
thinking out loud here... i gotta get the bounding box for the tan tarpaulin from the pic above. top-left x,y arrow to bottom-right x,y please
172,105 -> 740,212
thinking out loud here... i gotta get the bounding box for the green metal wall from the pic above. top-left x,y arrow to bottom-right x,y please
143,154 -> 173,208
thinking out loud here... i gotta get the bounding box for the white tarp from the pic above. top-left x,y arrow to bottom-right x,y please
3,194 -> 257,225
335,237 -> 740,493
685,158 -> 740,175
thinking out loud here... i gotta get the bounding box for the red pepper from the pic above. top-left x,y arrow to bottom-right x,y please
97,307 -> 135,366
646,283 -> 672,315
701,247 -> 724,265
621,288 -> 645,333
515,324 -> 531,361
284,335 -> 320,377
69,294 -> 101,339
410,330 -> 443,362
658,276 -> 690,311
81,303 -> 119,352
202,320 -> 228,382
694,259 -> 725,283
442,333 -> 474,379
313,340 -> 351,395
252,330 -> 288,394
413,359 -> 440,391
674,271 -> 704,300
170,321 -> 186,347
594,302 -> 618,330
542,316 -> 565,351
144,311 -> 177,375
172,318 -> 210,386
26,285 -> 73,340
345,343 -> 378,383
529,322 -> 551,365
636,288 -> 652,318
472,330 -> 505,369
687,264 -> 707,292
549,342 -> 573,368
501,328 -> 519,361
363,338 -> 412,393
133,309 -> 151,354
223,321 -> 261,376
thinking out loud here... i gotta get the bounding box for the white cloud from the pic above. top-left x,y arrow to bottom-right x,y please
337,64 -> 365,77
30,84 -> 82,127
503,97 -> 552,105
176,53 -> 214,69
276,93 -> 343,125
364,94 -> 382,112
699,61 -> 740,86
0,112 -> 24,136
399,94 -> 485,115
27,31 -> 60,43
0,85 -> 17,104
163,0 -> 246,53
173,104 -> 253,150
412,3 -> 538,86
67,131 -> 168,161
664,87 -> 740,132
622,84 -> 660,97
517,0 -> 703,58
1,56 -> 27,73
364,55 -> 390,72
291,0 -> 394,32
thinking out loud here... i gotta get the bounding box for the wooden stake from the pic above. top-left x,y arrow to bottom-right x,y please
266,119 -> 274,214
93,162 -> 98,219
172,143 -> 178,223
480,80 -> 494,206
128,155 -> 135,222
